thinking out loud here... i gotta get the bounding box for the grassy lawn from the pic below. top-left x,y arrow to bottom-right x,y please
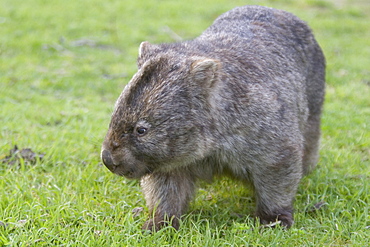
0,0 -> 369,246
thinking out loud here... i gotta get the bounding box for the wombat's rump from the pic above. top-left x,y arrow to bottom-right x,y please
101,5 -> 325,231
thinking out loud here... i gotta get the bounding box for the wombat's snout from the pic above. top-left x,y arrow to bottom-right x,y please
101,148 -> 141,178
101,149 -> 115,171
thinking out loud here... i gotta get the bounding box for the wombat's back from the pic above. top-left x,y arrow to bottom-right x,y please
197,5 -> 325,174
199,5 -> 324,74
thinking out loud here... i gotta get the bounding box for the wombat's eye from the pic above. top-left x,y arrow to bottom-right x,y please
136,126 -> 148,136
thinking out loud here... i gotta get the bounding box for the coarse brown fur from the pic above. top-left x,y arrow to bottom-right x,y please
101,5 -> 325,231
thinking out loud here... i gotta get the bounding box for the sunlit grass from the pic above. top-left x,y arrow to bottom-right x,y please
1,0 -> 369,246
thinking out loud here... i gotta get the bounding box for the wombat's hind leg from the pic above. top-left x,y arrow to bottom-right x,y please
140,170 -> 196,231
302,114 -> 321,175
252,155 -> 303,228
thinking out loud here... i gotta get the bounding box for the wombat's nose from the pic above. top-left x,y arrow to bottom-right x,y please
101,149 -> 115,170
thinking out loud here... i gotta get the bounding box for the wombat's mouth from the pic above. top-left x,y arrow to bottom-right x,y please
116,169 -> 135,179
115,166 -> 152,179
104,161 -> 142,179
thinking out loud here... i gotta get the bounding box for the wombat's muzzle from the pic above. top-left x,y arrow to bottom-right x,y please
101,149 -> 138,178
101,149 -> 115,172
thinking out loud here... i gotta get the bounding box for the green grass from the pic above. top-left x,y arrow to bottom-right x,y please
1,0 -> 369,246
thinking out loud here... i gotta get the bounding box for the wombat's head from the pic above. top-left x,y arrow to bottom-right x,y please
101,42 -> 221,179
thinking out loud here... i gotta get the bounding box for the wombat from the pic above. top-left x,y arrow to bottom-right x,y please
101,5 -> 325,231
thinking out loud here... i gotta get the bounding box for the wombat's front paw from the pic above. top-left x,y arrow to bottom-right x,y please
142,216 -> 180,232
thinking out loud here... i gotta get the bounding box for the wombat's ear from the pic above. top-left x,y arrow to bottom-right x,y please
190,58 -> 221,88
139,41 -> 152,57
138,41 -> 155,68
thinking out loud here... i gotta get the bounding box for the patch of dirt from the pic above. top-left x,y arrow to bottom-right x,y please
306,201 -> 327,213
1,145 -> 44,166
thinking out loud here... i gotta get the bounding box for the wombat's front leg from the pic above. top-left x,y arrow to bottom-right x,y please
140,170 -> 196,231
252,156 -> 303,228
